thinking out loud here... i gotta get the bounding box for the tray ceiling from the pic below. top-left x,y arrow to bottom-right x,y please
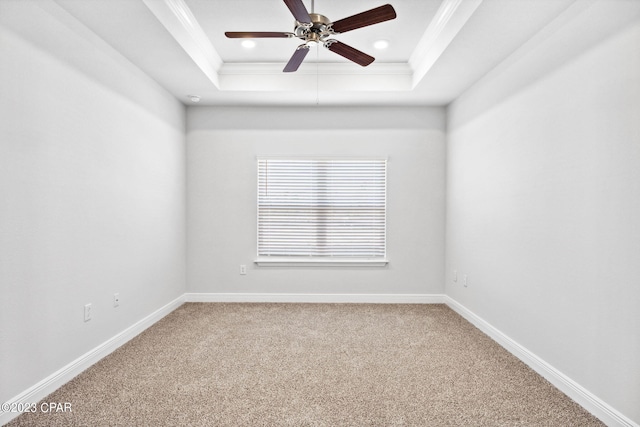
1,0 -> 613,106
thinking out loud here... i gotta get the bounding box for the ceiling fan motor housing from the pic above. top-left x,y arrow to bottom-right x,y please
294,13 -> 333,45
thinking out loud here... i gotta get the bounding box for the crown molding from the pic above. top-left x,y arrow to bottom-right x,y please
218,62 -> 412,92
142,0 -> 222,88
409,0 -> 483,88
219,62 -> 412,76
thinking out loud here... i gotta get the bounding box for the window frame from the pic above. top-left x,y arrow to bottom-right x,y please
255,157 -> 388,267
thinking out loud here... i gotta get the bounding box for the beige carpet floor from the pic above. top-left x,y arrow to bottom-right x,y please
9,303 -> 603,426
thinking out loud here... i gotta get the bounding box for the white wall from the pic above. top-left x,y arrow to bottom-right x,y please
0,18 -> 186,406
446,13 -> 640,426
187,107 -> 445,297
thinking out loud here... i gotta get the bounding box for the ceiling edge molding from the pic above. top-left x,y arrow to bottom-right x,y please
409,0 -> 483,89
219,63 -> 413,76
219,74 -> 412,92
217,63 -> 412,92
142,0 -> 222,88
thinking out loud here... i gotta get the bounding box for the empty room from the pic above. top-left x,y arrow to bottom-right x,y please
1,0 -> 639,425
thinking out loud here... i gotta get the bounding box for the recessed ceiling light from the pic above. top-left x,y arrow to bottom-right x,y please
188,95 -> 201,103
241,39 -> 256,49
373,39 -> 389,50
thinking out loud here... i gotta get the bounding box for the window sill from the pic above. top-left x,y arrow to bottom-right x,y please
254,258 -> 389,267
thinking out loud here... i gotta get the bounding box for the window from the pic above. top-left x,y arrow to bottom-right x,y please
256,158 -> 387,266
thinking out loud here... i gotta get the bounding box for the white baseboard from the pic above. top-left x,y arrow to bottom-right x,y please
185,292 -> 445,304
444,296 -> 638,427
1,294 -> 185,426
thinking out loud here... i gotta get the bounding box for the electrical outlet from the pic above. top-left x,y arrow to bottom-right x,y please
463,275 -> 468,288
240,264 -> 247,275
84,303 -> 92,322
114,293 -> 120,308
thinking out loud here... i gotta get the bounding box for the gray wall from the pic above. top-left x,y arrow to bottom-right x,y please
446,19 -> 640,424
187,107 -> 446,297
0,23 -> 187,403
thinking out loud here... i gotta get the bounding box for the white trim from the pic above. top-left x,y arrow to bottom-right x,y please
220,62 -> 412,76
0,295 -> 185,426
218,63 -> 412,92
444,296 -> 639,427
185,293 -> 445,304
256,155 -> 390,161
409,0 -> 483,88
142,0 -> 221,87
218,64 -> 413,92
254,258 -> 388,267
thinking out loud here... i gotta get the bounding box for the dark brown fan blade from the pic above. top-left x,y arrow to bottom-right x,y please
331,4 -> 396,34
326,41 -> 374,67
283,46 -> 310,72
225,32 -> 292,38
283,0 -> 311,24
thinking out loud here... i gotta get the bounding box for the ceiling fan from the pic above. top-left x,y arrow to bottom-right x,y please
225,0 -> 397,72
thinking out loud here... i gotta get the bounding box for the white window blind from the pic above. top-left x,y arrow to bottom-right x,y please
257,158 -> 386,260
